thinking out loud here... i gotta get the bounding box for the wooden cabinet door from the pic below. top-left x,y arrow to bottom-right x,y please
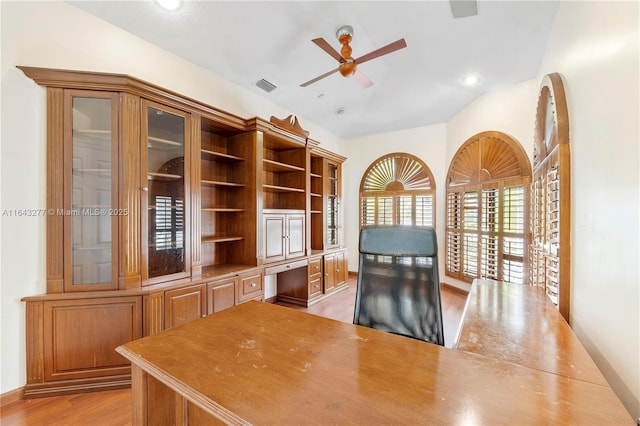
286,214 -> 305,259
324,253 -> 336,293
207,278 -> 236,314
335,250 -> 348,286
165,284 -> 206,329
141,100 -> 191,285
42,297 -> 142,382
62,91 -> 121,292
264,214 -> 286,263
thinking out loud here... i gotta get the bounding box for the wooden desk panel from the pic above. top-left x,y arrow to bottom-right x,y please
118,301 -> 632,425
454,279 -> 609,386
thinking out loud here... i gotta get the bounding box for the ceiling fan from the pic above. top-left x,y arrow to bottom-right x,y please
300,25 -> 407,89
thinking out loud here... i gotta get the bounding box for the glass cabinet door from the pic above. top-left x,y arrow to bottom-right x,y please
327,162 -> 339,247
65,91 -> 119,291
142,101 -> 190,283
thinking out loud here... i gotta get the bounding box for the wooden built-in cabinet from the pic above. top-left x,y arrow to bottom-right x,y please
324,249 -> 348,294
207,277 -> 237,314
164,284 -> 206,329
18,66 -> 345,397
263,210 -> 305,263
310,147 -> 345,252
23,295 -> 142,396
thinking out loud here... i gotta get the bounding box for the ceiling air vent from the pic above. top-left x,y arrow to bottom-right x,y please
255,78 -> 277,93
450,0 -> 478,18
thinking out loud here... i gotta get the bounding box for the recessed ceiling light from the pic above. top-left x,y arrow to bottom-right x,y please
463,75 -> 479,86
156,0 -> 181,11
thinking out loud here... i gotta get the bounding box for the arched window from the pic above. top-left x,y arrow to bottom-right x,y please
360,153 -> 435,228
446,131 -> 531,284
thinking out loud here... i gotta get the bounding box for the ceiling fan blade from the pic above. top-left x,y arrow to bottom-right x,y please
312,38 -> 345,63
355,38 -> 407,65
354,70 -> 373,89
300,67 -> 340,87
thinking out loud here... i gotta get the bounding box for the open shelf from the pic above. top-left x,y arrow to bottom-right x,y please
263,159 -> 305,173
202,236 -> 244,244
263,184 -> 305,193
201,180 -> 245,187
201,149 -> 244,162
201,207 -> 244,212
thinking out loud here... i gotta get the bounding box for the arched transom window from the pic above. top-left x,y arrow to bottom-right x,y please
360,153 -> 435,228
445,131 -> 531,284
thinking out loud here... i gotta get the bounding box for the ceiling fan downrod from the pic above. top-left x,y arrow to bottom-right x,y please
336,25 -> 357,77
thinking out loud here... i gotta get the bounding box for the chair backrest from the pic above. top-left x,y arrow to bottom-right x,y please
353,225 -> 444,346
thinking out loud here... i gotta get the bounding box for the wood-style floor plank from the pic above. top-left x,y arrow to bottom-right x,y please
1,278 -> 466,426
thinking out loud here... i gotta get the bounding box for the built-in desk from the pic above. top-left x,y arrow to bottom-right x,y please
117,300 -> 633,425
454,279 -> 609,386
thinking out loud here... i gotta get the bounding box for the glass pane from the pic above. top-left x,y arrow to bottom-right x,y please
415,195 -> 433,227
503,185 -> 525,233
361,197 -> 376,226
327,196 -> 338,245
481,188 -> 499,232
463,191 -> 478,230
398,195 -> 412,225
72,97 -> 113,285
147,107 -> 186,278
377,196 -> 393,225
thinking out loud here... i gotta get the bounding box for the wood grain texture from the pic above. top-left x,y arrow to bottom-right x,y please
455,279 -> 607,386
119,93 -> 141,289
46,88 -> 64,293
25,302 -> 44,384
118,301 -> 633,425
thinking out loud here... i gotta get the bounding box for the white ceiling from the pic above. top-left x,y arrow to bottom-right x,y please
68,1 -> 559,139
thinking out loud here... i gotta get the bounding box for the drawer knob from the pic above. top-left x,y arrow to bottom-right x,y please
250,282 -> 256,287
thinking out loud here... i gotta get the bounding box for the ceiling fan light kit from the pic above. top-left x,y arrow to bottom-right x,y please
301,24 -> 406,88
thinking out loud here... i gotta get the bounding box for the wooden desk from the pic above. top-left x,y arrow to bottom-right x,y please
117,301 -> 632,425
454,279 -> 609,386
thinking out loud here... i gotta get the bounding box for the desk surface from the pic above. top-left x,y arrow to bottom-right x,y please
118,300 -> 632,425
454,279 -> 609,386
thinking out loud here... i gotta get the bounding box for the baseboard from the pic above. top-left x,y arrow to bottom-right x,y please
264,295 -> 278,304
1,386 -> 25,408
441,282 -> 469,295
348,271 -> 357,277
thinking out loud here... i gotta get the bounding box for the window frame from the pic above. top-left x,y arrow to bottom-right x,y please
445,132 -> 532,284
359,153 -> 436,229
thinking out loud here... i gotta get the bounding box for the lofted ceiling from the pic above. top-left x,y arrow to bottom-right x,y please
68,1 -> 559,139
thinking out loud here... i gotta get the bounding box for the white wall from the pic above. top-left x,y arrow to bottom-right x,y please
537,0 -> 639,418
0,1 -> 343,395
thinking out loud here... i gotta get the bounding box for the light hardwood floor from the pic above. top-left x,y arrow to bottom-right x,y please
1,278 -> 467,426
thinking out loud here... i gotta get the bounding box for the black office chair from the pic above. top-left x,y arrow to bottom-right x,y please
353,225 -> 445,346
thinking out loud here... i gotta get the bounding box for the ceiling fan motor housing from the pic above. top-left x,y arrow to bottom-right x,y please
337,25 -> 356,76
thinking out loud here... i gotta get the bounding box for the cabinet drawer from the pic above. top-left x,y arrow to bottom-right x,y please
309,277 -> 323,297
238,272 -> 263,302
308,258 -> 322,277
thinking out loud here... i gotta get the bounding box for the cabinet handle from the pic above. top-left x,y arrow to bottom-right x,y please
142,187 -> 149,192
250,282 -> 256,287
